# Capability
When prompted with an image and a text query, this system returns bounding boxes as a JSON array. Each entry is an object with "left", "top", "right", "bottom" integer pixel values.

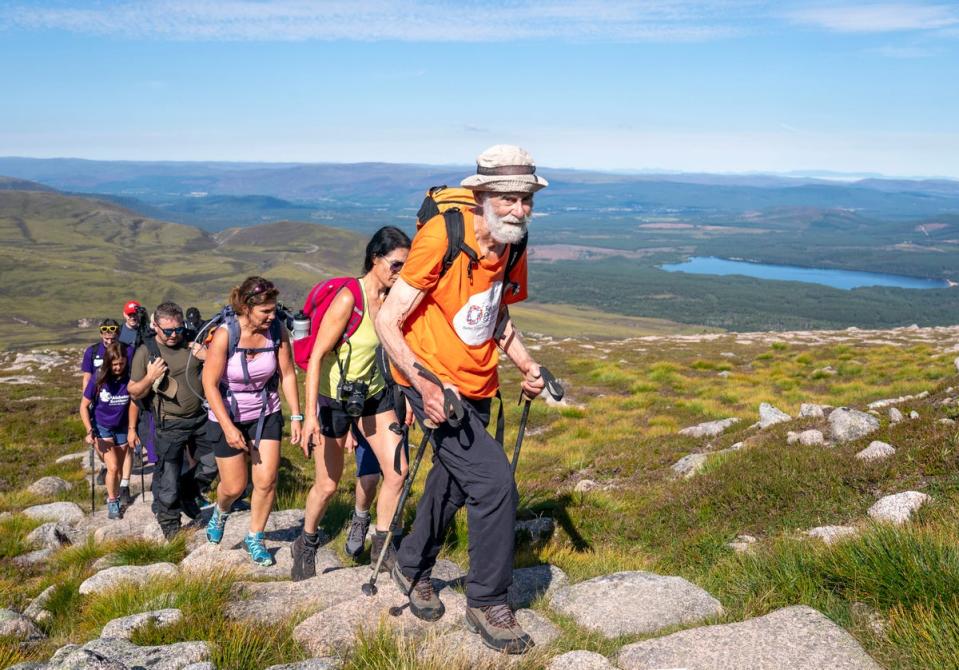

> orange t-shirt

[{"left": 392, "top": 209, "right": 528, "bottom": 399}]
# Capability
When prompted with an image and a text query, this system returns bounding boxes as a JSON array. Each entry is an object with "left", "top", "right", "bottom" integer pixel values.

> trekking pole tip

[{"left": 361, "top": 582, "right": 378, "bottom": 597}]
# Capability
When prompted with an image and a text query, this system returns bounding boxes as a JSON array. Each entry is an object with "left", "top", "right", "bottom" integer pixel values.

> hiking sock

[
  {"left": 303, "top": 530, "right": 321, "bottom": 547},
  {"left": 120, "top": 478, "right": 130, "bottom": 488},
  {"left": 354, "top": 507, "right": 370, "bottom": 518}
]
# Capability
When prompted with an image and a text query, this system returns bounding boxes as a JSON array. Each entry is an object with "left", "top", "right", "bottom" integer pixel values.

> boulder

[
  {"left": 548, "top": 651, "right": 619, "bottom": 670},
  {"left": 79, "top": 563, "right": 179, "bottom": 595},
  {"left": 47, "top": 638, "right": 209, "bottom": 670},
  {"left": 786, "top": 431, "right": 799, "bottom": 445},
  {"left": 27, "top": 521, "right": 78, "bottom": 550},
  {"left": 805, "top": 526, "right": 859, "bottom": 545},
  {"left": 24, "top": 585, "right": 57, "bottom": 624},
  {"left": 13, "top": 548, "right": 55, "bottom": 567},
  {"left": 856, "top": 441, "right": 896, "bottom": 462},
  {"left": 419, "top": 609, "right": 559, "bottom": 667},
  {"left": 671, "top": 453, "right": 709, "bottom": 479},
  {"left": 55, "top": 451, "right": 88, "bottom": 464},
  {"left": 828, "top": 408, "right": 880, "bottom": 443},
  {"left": 798, "top": 430, "right": 825, "bottom": 447},
  {"left": 548, "top": 571, "right": 723, "bottom": 638},
  {"left": 574, "top": 479, "right": 599, "bottom": 493},
  {"left": 23, "top": 501, "right": 85, "bottom": 525},
  {"left": 799, "top": 403, "right": 828, "bottom": 419},
  {"left": 227, "top": 560, "right": 464, "bottom": 623},
  {"left": 758, "top": 403, "right": 791, "bottom": 429},
  {"left": 868, "top": 491, "right": 930, "bottom": 525},
  {"left": 910, "top": 410, "right": 920, "bottom": 419},
  {"left": 101, "top": 609, "right": 182, "bottom": 639},
  {"left": 678, "top": 418, "right": 740, "bottom": 439},
  {"left": 889, "top": 408, "right": 904, "bottom": 424},
  {"left": 508, "top": 564, "right": 569, "bottom": 609},
  {"left": 954, "top": 356, "right": 959, "bottom": 373},
  {"left": 727, "top": 534, "right": 757, "bottom": 553},
  {"left": 0, "top": 608, "right": 45, "bottom": 642},
  {"left": 617, "top": 605, "right": 881, "bottom": 670},
  {"left": 27, "top": 476, "right": 74, "bottom": 497},
  {"left": 938, "top": 418, "right": 956, "bottom": 426}
]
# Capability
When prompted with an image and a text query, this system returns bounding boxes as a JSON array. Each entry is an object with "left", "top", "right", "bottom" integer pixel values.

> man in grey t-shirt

[{"left": 129, "top": 302, "right": 217, "bottom": 539}]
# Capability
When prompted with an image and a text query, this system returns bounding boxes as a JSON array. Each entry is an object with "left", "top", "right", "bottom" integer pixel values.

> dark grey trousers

[
  {"left": 396, "top": 387, "right": 517, "bottom": 607},
  {"left": 151, "top": 413, "right": 217, "bottom": 529}
]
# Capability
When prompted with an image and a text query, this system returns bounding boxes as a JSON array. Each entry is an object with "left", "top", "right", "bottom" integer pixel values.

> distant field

[{"left": 510, "top": 302, "right": 720, "bottom": 338}]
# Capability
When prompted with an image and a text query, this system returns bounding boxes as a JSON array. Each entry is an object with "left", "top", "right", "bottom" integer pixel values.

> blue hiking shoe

[
  {"left": 107, "top": 498, "right": 122, "bottom": 520},
  {"left": 206, "top": 506, "right": 229, "bottom": 544},
  {"left": 244, "top": 531, "right": 274, "bottom": 567}
]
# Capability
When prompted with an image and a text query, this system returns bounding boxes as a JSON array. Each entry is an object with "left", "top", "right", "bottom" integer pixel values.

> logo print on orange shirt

[{"left": 453, "top": 281, "right": 504, "bottom": 346}]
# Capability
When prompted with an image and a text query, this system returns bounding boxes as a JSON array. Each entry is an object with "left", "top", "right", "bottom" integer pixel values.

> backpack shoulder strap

[
  {"left": 504, "top": 232, "right": 528, "bottom": 295},
  {"left": 340, "top": 278, "right": 365, "bottom": 343},
  {"left": 143, "top": 332, "right": 162, "bottom": 361},
  {"left": 441, "top": 209, "right": 478, "bottom": 278}
]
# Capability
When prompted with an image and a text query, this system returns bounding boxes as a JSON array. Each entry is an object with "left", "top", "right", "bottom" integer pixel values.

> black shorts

[
  {"left": 208, "top": 411, "right": 284, "bottom": 458},
  {"left": 318, "top": 389, "right": 393, "bottom": 438}
]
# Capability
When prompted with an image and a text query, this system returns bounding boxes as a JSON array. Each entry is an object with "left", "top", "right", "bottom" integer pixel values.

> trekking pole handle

[
  {"left": 520, "top": 365, "right": 564, "bottom": 404},
  {"left": 413, "top": 362, "right": 465, "bottom": 428}
]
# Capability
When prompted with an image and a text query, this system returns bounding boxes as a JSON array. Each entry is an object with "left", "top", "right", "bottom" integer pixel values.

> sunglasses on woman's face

[
  {"left": 387, "top": 259, "right": 405, "bottom": 274},
  {"left": 99, "top": 325, "right": 118, "bottom": 334},
  {"left": 158, "top": 325, "right": 186, "bottom": 337}
]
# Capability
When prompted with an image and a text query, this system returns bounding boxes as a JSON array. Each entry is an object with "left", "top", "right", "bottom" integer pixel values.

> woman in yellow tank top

[{"left": 292, "top": 226, "right": 411, "bottom": 581}]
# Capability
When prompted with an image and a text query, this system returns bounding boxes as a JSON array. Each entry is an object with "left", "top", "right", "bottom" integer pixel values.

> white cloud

[
  {"left": 0, "top": 0, "right": 757, "bottom": 42},
  {"left": 787, "top": 3, "right": 959, "bottom": 33}
]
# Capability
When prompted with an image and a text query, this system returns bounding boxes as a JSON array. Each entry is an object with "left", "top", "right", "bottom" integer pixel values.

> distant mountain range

[{"left": 2, "top": 157, "right": 958, "bottom": 234}]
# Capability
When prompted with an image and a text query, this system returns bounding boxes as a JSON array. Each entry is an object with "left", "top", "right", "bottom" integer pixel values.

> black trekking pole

[
  {"left": 89, "top": 439, "right": 96, "bottom": 513},
  {"left": 511, "top": 366, "right": 564, "bottom": 476},
  {"left": 362, "top": 364, "right": 464, "bottom": 597}
]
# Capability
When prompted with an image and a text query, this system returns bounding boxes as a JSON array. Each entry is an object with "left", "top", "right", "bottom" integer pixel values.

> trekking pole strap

[{"left": 413, "top": 362, "right": 464, "bottom": 428}]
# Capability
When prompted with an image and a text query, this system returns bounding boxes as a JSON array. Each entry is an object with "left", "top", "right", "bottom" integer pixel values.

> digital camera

[{"left": 338, "top": 379, "right": 369, "bottom": 418}]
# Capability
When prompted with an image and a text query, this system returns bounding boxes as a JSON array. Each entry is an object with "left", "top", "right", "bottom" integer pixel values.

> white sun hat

[{"left": 460, "top": 144, "right": 549, "bottom": 194}]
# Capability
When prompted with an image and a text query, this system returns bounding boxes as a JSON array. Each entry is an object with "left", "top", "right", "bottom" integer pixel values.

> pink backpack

[{"left": 292, "top": 277, "right": 364, "bottom": 371}]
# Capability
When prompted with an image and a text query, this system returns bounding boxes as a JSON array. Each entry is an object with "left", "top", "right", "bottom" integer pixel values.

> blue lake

[{"left": 660, "top": 256, "right": 950, "bottom": 290}]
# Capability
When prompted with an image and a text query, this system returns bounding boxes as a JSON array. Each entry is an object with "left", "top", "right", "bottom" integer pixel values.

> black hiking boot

[
  {"left": 291, "top": 531, "right": 320, "bottom": 582},
  {"left": 160, "top": 520, "right": 181, "bottom": 542},
  {"left": 464, "top": 603, "right": 534, "bottom": 654},
  {"left": 369, "top": 529, "right": 400, "bottom": 573},
  {"left": 118, "top": 486, "right": 134, "bottom": 507},
  {"left": 344, "top": 511, "right": 371, "bottom": 559},
  {"left": 391, "top": 563, "right": 444, "bottom": 622}
]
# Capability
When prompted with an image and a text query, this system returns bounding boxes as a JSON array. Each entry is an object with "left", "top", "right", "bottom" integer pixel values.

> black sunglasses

[
  {"left": 158, "top": 325, "right": 186, "bottom": 337},
  {"left": 387, "top": 259, "right": 405, "bottom": 274}
]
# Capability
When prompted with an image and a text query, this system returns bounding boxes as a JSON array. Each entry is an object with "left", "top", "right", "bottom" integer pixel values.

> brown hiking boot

[
  {"left": 391, "top": 562, "right": 444, "bottom": 621},
  {"left": 464, "top": 604, "right": 534, "bottom": 654},
  {"left": 369, "top": 530, "right": 399, "bottom": 573}
]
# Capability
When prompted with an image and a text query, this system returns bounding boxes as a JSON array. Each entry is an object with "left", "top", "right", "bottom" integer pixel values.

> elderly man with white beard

[{"left": 375, "top": 145, "right": 548, "bottom": 654}]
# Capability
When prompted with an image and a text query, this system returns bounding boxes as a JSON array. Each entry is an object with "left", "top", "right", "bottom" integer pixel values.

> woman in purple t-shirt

[
  {"left": 80, "top": 342, "right": 136, "bottom": 520},
  {"left": 202, "top": 276, "right": 302, "bottom": 567}
]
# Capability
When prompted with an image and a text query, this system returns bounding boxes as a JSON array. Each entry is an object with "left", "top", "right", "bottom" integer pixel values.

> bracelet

[{"left": 290, "top": 414, "right": 304, "bottom": 422}]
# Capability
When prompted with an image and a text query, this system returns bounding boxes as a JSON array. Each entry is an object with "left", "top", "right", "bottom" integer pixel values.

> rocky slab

[
  {"left": 185, "top": 508, "right": 305, "bottom": 552},
  {"left": 419, "top": 608, "right": 559, "bottom": 668},
  {"left": 0, "top": 608, "right": 45, "bottom": 642},
  {"left": 868, "top": 491, "right": 930, "bottom": 525},
  {"left": 548, "top": 571, "right": 723, "bottom": 638},
  {"left": 264, "top": 660, "right": 341, "bottom": 670},
  {"left": 101, "top": 609, "right": 183, "bottom": 639},
  {"left": 805, "top": 525, "right": 859, "bottom": 545},
  {"left": 547, "top": 650, "right": 619, "bottom": 670},
  {"left": 22, "top": 501, "right": 85, "bottom": 525},
  {"left": 179, "top": 539, "right": 337, "bottom": 580},
  {"left": 41, "top": 638, "right": 210, "bottom": 670},
  {"left": 617, "top": 605, "right": 881, "bottom": 670},
  {"left": 79, "top": 562, "right": 179, "bottom": 595},
  {"left": 671, "top": 453, "right": 709, "bottom": 479},
  {"left": 293, "top": 578, "right": 467, "bottom": 656},
  {"left": 828, "top": 408, "right": 880, "bottom": 443},
  {"left": 758, "top": 403, "right": 791, "bottom": 429},
  {"left": 27, "top": 521, "right": 79, "bottom": 550}
]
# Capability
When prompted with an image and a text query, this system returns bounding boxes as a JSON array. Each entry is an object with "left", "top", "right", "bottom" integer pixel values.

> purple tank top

[{"left": 209, "top": 332, "right": 281, "bottom": 424}]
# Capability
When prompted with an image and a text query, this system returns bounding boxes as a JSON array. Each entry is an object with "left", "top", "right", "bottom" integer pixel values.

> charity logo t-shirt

[
  {"left": 393, "top": 208, "right": 528, "bottom": 399},
  {"left": 83, "top": 375, "right": 131, "bottom": 431},
  {"left": 81, "top": 342, "right": 135, "bottom": 375}
]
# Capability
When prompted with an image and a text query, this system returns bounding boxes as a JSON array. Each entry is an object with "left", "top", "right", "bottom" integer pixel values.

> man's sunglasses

[
  {"left": 99, "top": 325, "right": 119, "bottom": 334},
  {"left": 388, "top": 260, "right": 405, "bottom": 274},
  {"left": 157, "top": 325, "right": 186, "bottom": 337}
]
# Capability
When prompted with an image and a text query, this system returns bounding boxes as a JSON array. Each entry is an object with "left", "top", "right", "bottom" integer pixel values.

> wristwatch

[{"left": 290, "top": 414, "right": 304, "bottom": 421}]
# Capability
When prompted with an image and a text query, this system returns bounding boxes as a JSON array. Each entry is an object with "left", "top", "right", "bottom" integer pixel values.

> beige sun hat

[{"left": 460, "top": 144, "right": 549, "bottom": 194}]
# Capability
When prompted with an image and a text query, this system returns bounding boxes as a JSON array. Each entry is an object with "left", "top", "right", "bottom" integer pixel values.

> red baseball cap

[{"left": 123, "top": 300, "right": 142, "bottom": 316}]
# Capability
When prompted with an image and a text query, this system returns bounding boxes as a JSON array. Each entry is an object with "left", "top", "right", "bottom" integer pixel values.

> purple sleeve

[
  {"left": 81, "top": 345, "right": 94, "bottom": 374},
  {"left": 82, "top": 377, "right": 97, "bottom": 401}
]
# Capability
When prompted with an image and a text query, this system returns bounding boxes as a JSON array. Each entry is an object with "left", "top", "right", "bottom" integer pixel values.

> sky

[{"left": 1, "top": 1, "right": 958, "bottom": 177}]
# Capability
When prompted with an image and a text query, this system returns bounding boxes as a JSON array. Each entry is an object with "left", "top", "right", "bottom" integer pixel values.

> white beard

[{"left": 484, "top": 203, "right": 529, "bottom": 245}]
